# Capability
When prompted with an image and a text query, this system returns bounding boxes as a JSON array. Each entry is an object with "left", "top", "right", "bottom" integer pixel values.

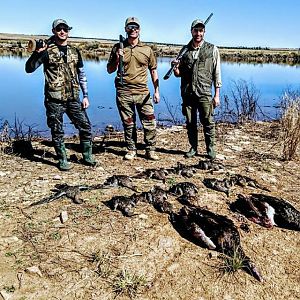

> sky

[{"left": 1, "top": 0, "right": 299, "bottom": 48}]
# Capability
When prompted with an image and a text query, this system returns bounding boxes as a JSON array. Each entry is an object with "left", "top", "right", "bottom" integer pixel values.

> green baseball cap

[
  {"left": 191, "top": 19, "right": 205, "bottom": 29},
  {"left": 125, "top": 17, "right": 140, "bottom": 27},
  {"left": 52, "top": 19, "right": 72, "bottom": 30}
]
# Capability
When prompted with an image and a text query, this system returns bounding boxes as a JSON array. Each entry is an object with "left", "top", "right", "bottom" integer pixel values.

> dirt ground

[{"left": 0, "top": 122, "right": 299, "bottom": 300}]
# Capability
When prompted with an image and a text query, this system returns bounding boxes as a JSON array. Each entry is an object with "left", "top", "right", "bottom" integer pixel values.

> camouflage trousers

[
  {"left": 116, "top": 93, "right": 156, "bottom": 151},
  {"left": 182, "top": 93, "right": 215, "bottom": 154},
  {"left": 44, "top": 97, "right": 92, "bottom": 145}
]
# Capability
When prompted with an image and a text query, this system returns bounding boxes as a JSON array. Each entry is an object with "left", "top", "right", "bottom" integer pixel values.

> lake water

[{"left": 0, "top": 55, "right": 299, "bottom": 136}]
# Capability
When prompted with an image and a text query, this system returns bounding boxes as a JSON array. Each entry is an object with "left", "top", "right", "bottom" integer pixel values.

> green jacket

[{"left": 179, "top": 40, "right": 218, "bottom": 98}]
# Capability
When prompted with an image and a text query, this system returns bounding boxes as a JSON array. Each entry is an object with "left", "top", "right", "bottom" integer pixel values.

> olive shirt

[{"left": 107, "top": 39, "right": 157, "bottom": 95}]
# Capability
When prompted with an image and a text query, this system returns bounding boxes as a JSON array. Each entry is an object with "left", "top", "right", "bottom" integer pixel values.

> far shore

[{"left": 1, "top": 32, "right": 300, "bottom": 64}]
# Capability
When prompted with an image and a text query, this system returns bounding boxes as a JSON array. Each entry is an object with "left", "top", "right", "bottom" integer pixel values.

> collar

[
  {"left": 192, "top": 40, "right": 204, "bottom": 50},
  {"left": 124, "top": 38, "right": 143, "bottom": 48}
]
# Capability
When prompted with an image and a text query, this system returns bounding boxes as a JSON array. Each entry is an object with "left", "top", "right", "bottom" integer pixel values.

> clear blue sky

[{"left": 1, "top": 0, "right": 299, "bottom": 48}]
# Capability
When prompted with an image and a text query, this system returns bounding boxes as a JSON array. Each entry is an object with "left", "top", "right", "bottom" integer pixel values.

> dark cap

[
  {"left": 191, "top": 19, "right": 205, "bottom": 29},
  {"left": 125, "top": 17, "right": 140, "bottom": 27},
  {"left": 52, "top": 19, "right": 72, "bottom": 30}
]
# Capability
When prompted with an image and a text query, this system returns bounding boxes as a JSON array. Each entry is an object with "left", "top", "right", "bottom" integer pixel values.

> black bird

[
  {"left": 229, "top": 174, "right": 271, "bottom": 192},
  {"left": 195, "top": 160, "right": 225, "bottom": 171},
  {"left": 173, "top": 162, "right": 197, "bottom": 178},
  {"left": 107, "top": 195, "right": 138, "bottom": 217},
  {"left": 203, "top": 178, "right": 232, "bottom": 196},
  {"left": 231, "top": 194, "right": 300, "bottom": 231},
  {"left": 102, "top": 175, "right": 138, "bottom": 192},
  {"left": 171, "top": 206, "right": 263, "bottom": 282},
  {"left": 169, "top": 182, "right": 198, "bottom": 197},
  {"left": 133, "top": 168, "right": 169, "bottom": 182},
  {"left": 29, "top": 183, "right": 90, "bottom": 206},
  {"left": 146, "top": 186, "right": 173, "bottom": 214}
]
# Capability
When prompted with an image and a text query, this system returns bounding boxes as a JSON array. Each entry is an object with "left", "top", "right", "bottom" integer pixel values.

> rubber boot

[
  {"left": 186, "top": 124, "right": 198, "bottom": 158},
  {"left": 205, "top": 135, "right": 216, "bottom": 160},
  {"left": 81, "top": 140, "right": 97, "bottom": 166},
  {"left": 54, "top": 143, "right": 72, "bottom": 171},
  {"left": 185, "top": 147, "right": 197, "bottom": 158}
]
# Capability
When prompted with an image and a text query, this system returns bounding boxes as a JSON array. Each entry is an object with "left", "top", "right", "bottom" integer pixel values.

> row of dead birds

[
  {"left": 29, "top": 159, "right": 270, "bottom": 207},
  {"left": 28, "top": 160, "right": 300, "bottom": 282}
]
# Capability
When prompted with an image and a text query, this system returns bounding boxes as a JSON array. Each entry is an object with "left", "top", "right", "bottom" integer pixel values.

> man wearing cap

[
  {"left": 25, "top": 19, "right": 96, "bottom": 171},
  {"left": 173, "top": 19, "right": 222, "bottom": 160},
  {"left": 107, "top": 17, "right": 160, "bottom": 161}
]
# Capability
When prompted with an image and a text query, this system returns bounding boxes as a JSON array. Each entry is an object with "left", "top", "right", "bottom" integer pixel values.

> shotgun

[
  {"left": 163, "top": 13, "right": 213, "bottom": 80},
  {"left": 118, "top": 34, "right": 125, "bottom": 86}
]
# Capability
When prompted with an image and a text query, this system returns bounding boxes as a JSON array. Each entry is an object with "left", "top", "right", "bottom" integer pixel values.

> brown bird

[{"left": 171, "top": 206, "right": 263, "bottom": 282}]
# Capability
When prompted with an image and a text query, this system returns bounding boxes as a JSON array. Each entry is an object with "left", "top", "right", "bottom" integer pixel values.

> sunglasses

[
  {"left": 126, "top": 24, "right": 139, "bottom": 31},
  {"left": 55, "top": 26, "right": 69, "bottom": 33}
]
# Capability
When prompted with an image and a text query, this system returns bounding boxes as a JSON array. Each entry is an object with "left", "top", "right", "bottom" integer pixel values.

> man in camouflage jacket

[{"left": 25, "top": 19, "right": 96, "bottom": 170}]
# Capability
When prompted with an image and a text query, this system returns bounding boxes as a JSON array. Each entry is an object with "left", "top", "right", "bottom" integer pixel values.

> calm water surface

[{"left": 0, "top": 55, "right": 299, "bottom": 136}]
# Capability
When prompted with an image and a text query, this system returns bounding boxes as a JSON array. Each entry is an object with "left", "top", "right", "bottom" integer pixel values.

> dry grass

[
  {"left": 0, "top": 122, "right": 299, "bottom": 299},
  {"left": 279, "top": 90, "right": 300, "bottom": 160}
]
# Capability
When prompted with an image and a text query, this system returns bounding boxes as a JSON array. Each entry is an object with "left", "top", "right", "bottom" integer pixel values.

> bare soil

[{"left": 0, "top": 122, "right": 299, "bottom": 300}]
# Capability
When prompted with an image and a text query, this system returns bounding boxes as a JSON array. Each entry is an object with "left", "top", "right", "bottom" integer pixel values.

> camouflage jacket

[{"left": 25, "top": 42, "right": 88, "bottom": 101}]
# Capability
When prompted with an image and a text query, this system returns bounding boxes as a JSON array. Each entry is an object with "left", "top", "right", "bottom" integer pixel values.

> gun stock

[
  {"left": 163, "top": 46, "right": 188, "bottom": 80},
  {"left": 163, "top": 13, "right": 213, "bottom": 80}
]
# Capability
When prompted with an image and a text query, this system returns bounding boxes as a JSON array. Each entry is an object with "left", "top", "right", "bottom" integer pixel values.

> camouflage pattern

[
  {"left": 45, "top": 43, "right": 80, "bottom": 101},
  {"left": 44, "top": 98, "right": 92, "bottom": 145},
  {"left": 183, "top": 94, "right": 215, "bottom": 157},
  {"left": 116, "top": 93, "right": 156, "bottom": 151}
]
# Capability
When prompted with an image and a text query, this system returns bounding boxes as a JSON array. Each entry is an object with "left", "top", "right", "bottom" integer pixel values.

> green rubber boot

[
  {"left": 54, "top": 143, "right": 72, "bottom": 171},
  {"left": 185, "top": 147, "right": 197, "bottom": 158},
  {"left": 205, "top": 136, "right": 216, "bottom": 160},
  {"left": 81, "top": 140, "right": 97, "bottom": 166}
]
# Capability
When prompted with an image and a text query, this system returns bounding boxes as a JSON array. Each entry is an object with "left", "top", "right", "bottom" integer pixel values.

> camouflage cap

[
  {"left": 191, "top": 19, "right": 205, "bottom": 29},
  {"left": 52, "top": 19, "right": 73, "bottom": 30},
  {"left": 125, "top": 17, "right": 140, "bottom": 27}
]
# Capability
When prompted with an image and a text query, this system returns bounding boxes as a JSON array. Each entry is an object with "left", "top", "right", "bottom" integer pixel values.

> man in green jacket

[
  {"left": 173, "top": 19, "right": 222, "bottom": 160},
  {"left": 25, "top": 19, "right": 96, "bottom": 170},
  {"left": 107, "top": 17, "right": 160, "bottom": 161}
]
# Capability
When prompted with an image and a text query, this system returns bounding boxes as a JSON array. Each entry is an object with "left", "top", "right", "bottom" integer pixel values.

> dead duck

[
  {"left": 196, "top": 160, "right": 225, "bottom": 171},
  {"left": 203, "top": 178, "right": 232, "bottom": 196},
  {"left": 173, "top": 162, "right": 197, "bottom": 178},
  {"left": 177, "top": 194, "right": 199, "bottom": 207},
  {"left": 107, "top": 195, "right": 138, "bottom": 217},
  {"left": 146, "top": 186, "right": 168, "bottom": 203},
  {"left": 134, "top": 168, "right": 169, "bottom": 182},
  {"left": 102, "top": 175, "right": 138, "bottom": 192},
  {"left": 145, "top": 186, "right": 173, "bottom": 214},
  {"left": 29, "top": 183, "right": 90, "bottom": 206},
  {"left": 231, "top": 194, "right": 300, "bottom": 231},
  {"left": 170, "top": 206, "right": 263, "bottom": 282},
  {"left": 229, "top": 174, "right": 271, "bottom": 192},
  {"left": 169, "top": 182, "right": 198, "bottom": 197}
]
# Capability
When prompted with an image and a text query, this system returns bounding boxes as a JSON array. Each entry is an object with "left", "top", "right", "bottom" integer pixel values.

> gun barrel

[
  {"left": 118, "top": 35, "right": 124, "bottom": 86},
  {"left": 163, "top": 13, "right": 213, "bottom": 80},
  {"left": 204, "top": 13, "right": 213, "bottom": 25}
]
